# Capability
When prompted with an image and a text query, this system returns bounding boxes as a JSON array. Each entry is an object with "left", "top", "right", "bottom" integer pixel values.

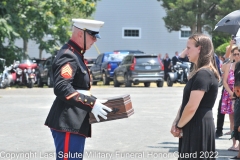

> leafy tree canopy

[
  {"left": 157, "top": 0, "right": 240, "bottom": 34},
  {"left": 157, "top": 0, "right": 240, "bottom": 51},
  {"left": 0, "top": 0, "right": 98, "bottom": 64}
]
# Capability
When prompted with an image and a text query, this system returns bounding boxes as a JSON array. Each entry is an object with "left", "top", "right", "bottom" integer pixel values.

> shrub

[{"left": 215, "top": 43, "right": 229, "bottom": 56}]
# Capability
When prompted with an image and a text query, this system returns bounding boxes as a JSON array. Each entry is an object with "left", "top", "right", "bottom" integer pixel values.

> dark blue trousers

[{"left": 51, "top": 129, "right": 86, "bottom": 160}]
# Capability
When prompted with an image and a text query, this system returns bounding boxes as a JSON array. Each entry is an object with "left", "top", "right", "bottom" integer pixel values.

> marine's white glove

[{"left": 91, "top": 99, "right": 112, "bottom": 122}]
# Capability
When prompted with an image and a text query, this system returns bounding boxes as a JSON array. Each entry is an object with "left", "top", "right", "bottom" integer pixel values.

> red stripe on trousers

[{"left": 64, "top": 132, "right": 70, "bottom": 160}]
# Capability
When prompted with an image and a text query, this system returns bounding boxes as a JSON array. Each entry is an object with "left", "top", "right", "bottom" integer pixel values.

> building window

[
  {"left": 124, "top": 30, "right": 139, "bottom": 37},
  {"left": 181, "top": 30, "right": 191, "bottom": 38},
  {"left": 179, "top": 26, "right": 191, "bottom": 39},
  {"left": 122, "top": 28, "right": 141, "bottom": 39}
]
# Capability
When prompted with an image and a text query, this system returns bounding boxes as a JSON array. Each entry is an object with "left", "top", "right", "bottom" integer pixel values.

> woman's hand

[
  {"left": 170, "top": 125, "right": 181, "bottom": 137},
  {"left": 230, "top": 39, "right": 235, "bottom": 45},
  {"left": 230, "top": 91, "right": 235, "bottom": 100},
  {"left": 238, "top": 126, "right": 240, "bottom": 132},
  {"left": 179, "top": 130, "right": 183, "bottom": 138}
]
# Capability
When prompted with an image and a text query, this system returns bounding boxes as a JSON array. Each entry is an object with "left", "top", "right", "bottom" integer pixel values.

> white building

[
  {"left": 86, "top": 0, "right": 189, "bottom": 58},
  {"left": 20, "top": 0, "right": 190, "bottom": 59}
]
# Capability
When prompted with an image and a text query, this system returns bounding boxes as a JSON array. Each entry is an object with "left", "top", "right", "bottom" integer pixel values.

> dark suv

[
  {"left": 90, "top": 50, "right": 144, "bottom": 85},
  {"left": 36, "top": 56, "right": 55, "bottom": 87},
  {"left": 113, "top": 54, "right": 164, "bottom": 87}
]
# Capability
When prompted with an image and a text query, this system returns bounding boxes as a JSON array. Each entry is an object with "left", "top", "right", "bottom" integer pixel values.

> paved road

[{"left": 0, "top": 86, "right": 236, "bottom": 160}]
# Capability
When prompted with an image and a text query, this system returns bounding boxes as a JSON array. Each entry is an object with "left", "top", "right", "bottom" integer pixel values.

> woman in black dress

[{"left": 170, "top": 33, "right": 220, "bottom": 160}]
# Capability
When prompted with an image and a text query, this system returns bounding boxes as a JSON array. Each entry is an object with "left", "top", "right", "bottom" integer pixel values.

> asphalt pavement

[{"left": 0, "top": 84, "right": 237, "bottom": 160}]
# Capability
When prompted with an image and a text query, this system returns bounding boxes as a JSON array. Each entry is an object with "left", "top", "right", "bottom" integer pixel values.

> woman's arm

[
  {"left": 224, "top": 40, "right": 235, "bottom": 58},
  {"left": 177, "top": 90, "right": 205, "bottom": 128},
  {"left": 179, "top": 48, "right": 187, "bottom": 59},
  {"left": 222, "top": 63, "right": 233, "bottom": 97},
  {"left": 172, "top": 106, "right": 181, "bottom": 126},
  {"left": 170, "top": 105, "right": 182, "bottom": 137}
]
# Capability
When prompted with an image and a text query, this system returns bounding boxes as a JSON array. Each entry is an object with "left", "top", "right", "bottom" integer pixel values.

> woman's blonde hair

[
  {"left": 188, "top": 33, "right": 220, "bottom": 80},
  {"left": 231, "top": 45, "right": 238, "bottom": 53}
]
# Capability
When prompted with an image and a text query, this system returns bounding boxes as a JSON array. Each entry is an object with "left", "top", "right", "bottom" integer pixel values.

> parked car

[
  {"left": 36, "top": 56, "right": 55, "bottom": 87},
  {"left": 113, "top": 54, "right": 164, "bottom": 87},
  {"left": 114, "top": 50, "right": 144, "bottom": 54},
  {"left": 90, "top": 50, "right": 144, "bottom": 85}
]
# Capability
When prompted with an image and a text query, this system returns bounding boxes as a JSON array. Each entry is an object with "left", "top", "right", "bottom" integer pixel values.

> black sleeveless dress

[{"left": 178, "top": 69, "right": 219, "bottom": 160}]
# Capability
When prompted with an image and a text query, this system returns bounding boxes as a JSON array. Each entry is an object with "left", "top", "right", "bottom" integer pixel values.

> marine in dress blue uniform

[{"left": 45, "top": 19, "right": 112, "bottom": 160}]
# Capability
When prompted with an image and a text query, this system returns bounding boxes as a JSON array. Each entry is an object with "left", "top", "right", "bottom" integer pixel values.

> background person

[
  {"left": 215, "top": 54, "right": 233, "bottom": 138},
  {"left": 221, "top": 46, "right": 240, "bottom": 151},
  {"left": 215, "top": 40, "right": 234, "bottom": 138},
  {"left": 172, "top": 51, "right": 180, "bottom": 66},
  {"left": 219, "top": 55, "right": 224, "bottom": 67},
  {"left": 171, "top": 33, "right": 220, "bottom": 159},
  {"left": 215, "top": 44, "right": 234, "bottom": 138},
  {"left": 231, "top": 79, "right": 240, "bottom": 159},
  {"left": 163, "top": 53, "right": 171, "bottom": 81},
  {"left": 158, "top": 53, "right": 163, "bottom": 62},
  {"left": 44, "top": 18, "right": 112, "bottom": 160}
]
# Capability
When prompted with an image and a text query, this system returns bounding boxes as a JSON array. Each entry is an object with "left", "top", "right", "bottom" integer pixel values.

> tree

[
  {"left": 2, "top": 0, "right": 98, "bottom": 59},
  {"left": 33, "top": 0, "right": 99, "bottom": 58},
  {"left": 215, "top": 42, "right": 229, "bottom": 56},
  {"left": 35, "top": 0, "right": 98, "bottom": 58},
  {"left": 157, "top": 0, "right": 240, "bottom": 49},
  {"left": 157, "top": 0, "right": 240, "bottom": 35},
  {"left": 0, "top": 1, "right": 22, "bottom": 65},
  {"left": 212, "top": 32, "right": 230, "bottom": 52}
]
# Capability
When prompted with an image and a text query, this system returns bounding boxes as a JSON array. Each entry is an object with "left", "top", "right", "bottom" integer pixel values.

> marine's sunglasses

[{"left": 85, "top": 30, "right": 97, "bottom": 38}]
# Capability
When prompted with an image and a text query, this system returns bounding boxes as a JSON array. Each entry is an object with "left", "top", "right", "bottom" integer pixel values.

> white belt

[{"left": 76, "top": 90, "right": 91, "bottom": 96}]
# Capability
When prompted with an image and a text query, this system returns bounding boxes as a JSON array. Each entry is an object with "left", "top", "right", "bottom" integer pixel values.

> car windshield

[
  {"left": 136, "top": 57, "right": 159, "bottom": 65},
  {"left": 103, "top": 52, "right": 129, "bottom": 62},
  {"left": 20, "top": 59, "right": 34, "bottom": 64}
]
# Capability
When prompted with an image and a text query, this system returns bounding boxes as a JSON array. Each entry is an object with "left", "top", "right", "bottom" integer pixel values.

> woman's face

[
  {"left": 186, "top": 39, "right": 201, "bottom": 64},
  {"left": 234, "top": 86, "right": 240, "bottom": 97},
  {"left": 233, "top": 49, "right": 240, "bottom": 62}
]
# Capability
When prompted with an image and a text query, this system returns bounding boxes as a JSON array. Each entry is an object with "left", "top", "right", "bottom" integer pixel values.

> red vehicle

[{"left": 15, "top": 59, "right": 37, "bottom": 88}]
